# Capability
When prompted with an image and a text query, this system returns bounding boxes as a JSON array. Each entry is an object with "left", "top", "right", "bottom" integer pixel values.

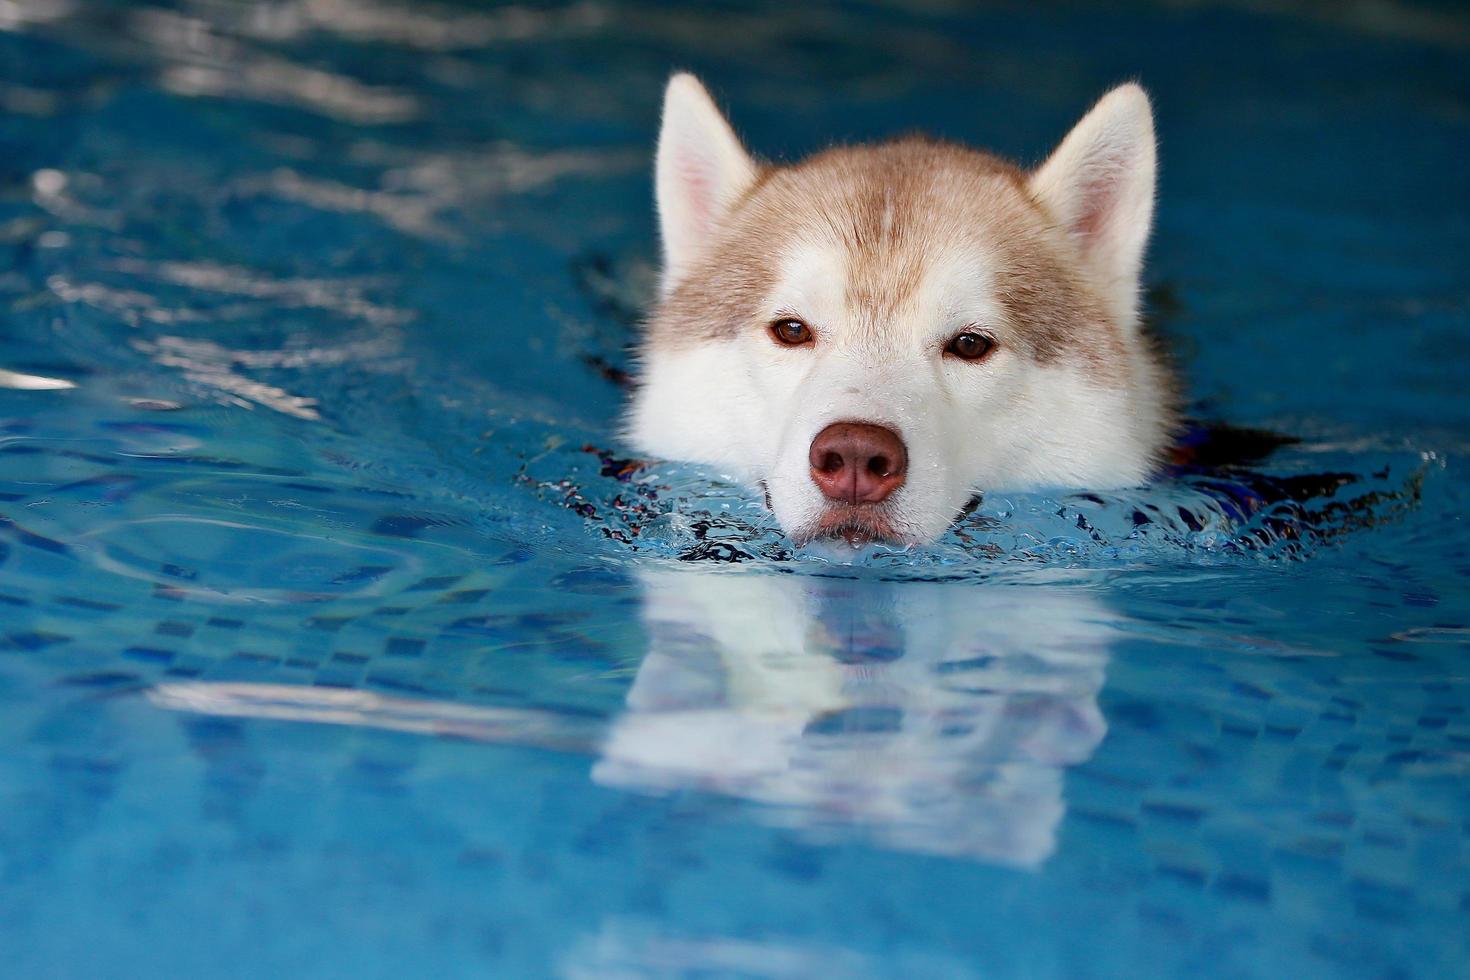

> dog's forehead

[
  {"left": 772, "top": 235, "right": 993, "bottom": 347},
  {"left": 755, "top": 140, "right": 1028, "bottom": 294},
  {"left": 654, "top": 137, "right": 1120, "bottom": 369},
  {"left": 768, "top": 241, "right": 967, "bottom": 344},
  {"left": 746, "top": 140, "right": 1102, "bottom": 356}
]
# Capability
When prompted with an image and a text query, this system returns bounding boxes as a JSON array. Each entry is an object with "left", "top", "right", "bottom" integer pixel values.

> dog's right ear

[{"left": 656, "top": 73, "right": 758, "bottom": 296}]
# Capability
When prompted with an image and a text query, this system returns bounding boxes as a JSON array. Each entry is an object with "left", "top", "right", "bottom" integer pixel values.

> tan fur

[{"left": 650, "top": 136, "right": 1137, "bottom": 385}]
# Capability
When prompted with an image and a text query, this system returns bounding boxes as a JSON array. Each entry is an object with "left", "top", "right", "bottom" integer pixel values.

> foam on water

[{"left": 519, "top": 437, "right": 1436, "bottom": 572}]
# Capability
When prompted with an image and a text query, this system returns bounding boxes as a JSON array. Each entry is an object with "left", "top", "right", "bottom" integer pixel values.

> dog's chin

[{"left": 801, "top": 504, "right": 905, "bottom": 549}]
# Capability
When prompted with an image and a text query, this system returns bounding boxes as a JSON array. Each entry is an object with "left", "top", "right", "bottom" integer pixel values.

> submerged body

[{"left": 628, "top": 75, "right": 1176, "bottom": 545}]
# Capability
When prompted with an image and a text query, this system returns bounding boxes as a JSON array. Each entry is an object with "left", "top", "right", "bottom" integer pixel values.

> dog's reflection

[
  {"left": 594, "top": 569, "right": 1114, "bottom": 867},
  {"left": 145, "top": 566, "right": 1114, "bottom": 867}
]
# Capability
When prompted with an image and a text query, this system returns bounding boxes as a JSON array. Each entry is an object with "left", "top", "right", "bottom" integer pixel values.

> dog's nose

[{"left": 808, "top": 422, "right": 907, "bottom": 505}]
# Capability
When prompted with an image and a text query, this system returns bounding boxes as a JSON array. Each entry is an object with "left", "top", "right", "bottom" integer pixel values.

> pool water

[{"left": 2, "top": 1, "right": 1468, "bottom": 976}]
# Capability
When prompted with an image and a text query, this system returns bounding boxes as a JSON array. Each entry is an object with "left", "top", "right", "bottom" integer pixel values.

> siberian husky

[{"left": 627, "top": 74, "right": 1176, "bottom": 546}]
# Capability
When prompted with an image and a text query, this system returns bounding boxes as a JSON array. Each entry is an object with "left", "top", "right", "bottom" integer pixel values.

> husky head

[{"left": 627, "top": 74, "right": 1175, "bottom": 546}]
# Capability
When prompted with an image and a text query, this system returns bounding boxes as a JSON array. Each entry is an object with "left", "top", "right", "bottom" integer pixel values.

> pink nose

[{"left": 808, "top": 422, "right": 908, "bottom": 505}]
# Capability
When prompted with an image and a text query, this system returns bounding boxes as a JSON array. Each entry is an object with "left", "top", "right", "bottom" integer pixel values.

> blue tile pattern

[{"left": 0, "top": 1, "right": 1468, "bottom": 977}]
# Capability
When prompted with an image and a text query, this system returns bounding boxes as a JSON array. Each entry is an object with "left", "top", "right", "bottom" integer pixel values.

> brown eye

[
  {"left": 769, "top": 317, "right": 813, "bottom": 347},
  {"left": 945, "top": 331, "right": 995, "bottom": 361}
]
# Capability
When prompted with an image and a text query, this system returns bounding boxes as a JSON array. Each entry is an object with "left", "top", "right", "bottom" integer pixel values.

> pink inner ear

[
  {"left": 1073, "top": 164, "right": 1124, "bottom": 243},
  {"left": 673, "top": 148, "right": 716, "bottom": 234},
  {"left": 683, "top": 172, "right": 712, "bottom": 230}
]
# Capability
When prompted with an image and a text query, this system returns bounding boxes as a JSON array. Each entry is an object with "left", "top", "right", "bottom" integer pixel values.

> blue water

[{"left": 2, "top": 1, "right": 1468, "bottom": 977}]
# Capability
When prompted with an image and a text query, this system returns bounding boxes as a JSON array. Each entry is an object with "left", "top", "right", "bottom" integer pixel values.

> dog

[{"left": 626, "top": 74, "right": 1176, "bottom": 546}]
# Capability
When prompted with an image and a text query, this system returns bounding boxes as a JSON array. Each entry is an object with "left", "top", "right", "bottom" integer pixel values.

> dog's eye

[
  {"left": 945, "top": 331, "right": 995, "bottom": 361},
  {"left": 769, "top": 318, "right": 813, "bottom": 347}
]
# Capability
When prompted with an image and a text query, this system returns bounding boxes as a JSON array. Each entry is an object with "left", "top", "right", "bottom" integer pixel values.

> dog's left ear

[
  {"left": 656, "top": 73, "right": 759, "bottom": 296},
  {"left": 1029, "top": 84, "right": 1156, "bottom": 324}
]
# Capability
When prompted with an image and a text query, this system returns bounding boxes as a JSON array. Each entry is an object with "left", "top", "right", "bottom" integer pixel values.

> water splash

[{"left": 519, "top": 439, "right": 1434, "bottom": 575}]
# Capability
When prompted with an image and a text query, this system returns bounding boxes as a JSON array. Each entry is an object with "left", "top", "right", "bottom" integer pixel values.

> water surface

[{"left": 1, "top": 1, "right": 1468, "bottom": 977}]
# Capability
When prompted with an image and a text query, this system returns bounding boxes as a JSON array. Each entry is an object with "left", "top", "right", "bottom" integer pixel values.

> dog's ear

[
  {"left": 1029, "top": 84, "right": 1156, "bottom": 324},
  {"left": 656, "top": 73, "right": 758, "bottom": 296}
]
